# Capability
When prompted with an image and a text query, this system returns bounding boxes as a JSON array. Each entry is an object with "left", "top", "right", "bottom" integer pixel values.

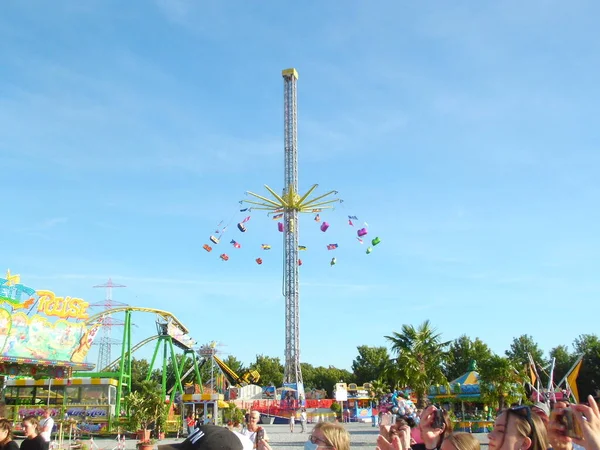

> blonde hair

[
  {"left": 313, "top": 422, "right": 350, "bottom": 450},
  {"left": 445, "top": 432, "right": 480, "bottom": 450},
  {"left": 507, "top": 409, "right": 549, "bottom": 450}
]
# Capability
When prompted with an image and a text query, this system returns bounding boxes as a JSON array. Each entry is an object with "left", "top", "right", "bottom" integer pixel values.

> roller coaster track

[
  {"left": 100, "top": 334, "right": 159, "bottom": 373},
  {"left": 85, "top": 306, "right": 189, "bottom": 333}
]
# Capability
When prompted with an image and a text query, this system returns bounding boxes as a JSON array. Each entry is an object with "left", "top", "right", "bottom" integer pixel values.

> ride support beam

[
  {"left": 114, "top": 309, "right": 132, "bottom": 430},
  {"left": 190, "top": 350, "right": 203, "bottom": 393},
  {"left": 168, "top": 337, "right": 184, "bottom": 401}
]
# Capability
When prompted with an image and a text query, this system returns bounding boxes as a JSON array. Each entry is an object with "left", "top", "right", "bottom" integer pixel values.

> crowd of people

[
  {"left": 0, "top": 409, "right": 54, "bottom": 450},
  {"left": 160, "top": 394, "right": 600, "bottom": 450}
]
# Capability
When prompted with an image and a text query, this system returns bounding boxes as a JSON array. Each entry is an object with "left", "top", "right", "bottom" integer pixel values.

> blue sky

[{"left": 2, "top": 1, "right": 599, "bottom": 373}]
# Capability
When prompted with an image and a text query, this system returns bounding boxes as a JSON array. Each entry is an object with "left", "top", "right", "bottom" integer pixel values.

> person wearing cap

[
  {"left": 158, "top": 425, "right": 255, "bottom": 450},
  {"left": 532, "top": 403, "right": 551, "bottom": 429},
  {"left": 240, "top": 411, "right": 269, "bottom": 445}
]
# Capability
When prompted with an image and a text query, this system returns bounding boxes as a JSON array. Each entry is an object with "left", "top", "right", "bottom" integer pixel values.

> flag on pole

[
  {"left": 272, "top": 213, "right": 283, "bottom": 220},
  {"left": 529, "top": 364, "right": 537, "bottom": 387},
  {"left": 566, "top": 359, "right": 583, "bottom": 403}
]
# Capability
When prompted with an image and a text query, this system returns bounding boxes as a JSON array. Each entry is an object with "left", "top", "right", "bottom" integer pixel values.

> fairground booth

[
  {"left": 0, "top": 271, "right": 105, "bottom": 433},
  {"left": 428, "top": 361, "right": 494, "bottom": 432}
]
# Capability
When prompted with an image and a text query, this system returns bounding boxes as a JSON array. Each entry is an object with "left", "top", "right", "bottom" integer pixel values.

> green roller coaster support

[
  {"left": 115, "top": 309, "right": 132, "bottom": 430},
  {"left": 147, "top": 335, "right": 186, "bottom": 403},
  {"left": 189, "top": 349, "right": 203, "bottom": 394},
  {"left": 71, "top": 307, "right": 204, "bottom": 432}
]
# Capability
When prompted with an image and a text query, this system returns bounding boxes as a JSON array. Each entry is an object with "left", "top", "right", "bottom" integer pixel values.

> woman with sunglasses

[
  {"left": 305, "top": 422, "right": 350, "bottom": 450},
  {"left": 488, "top": 406, "right": 549, "bottom": 450}
]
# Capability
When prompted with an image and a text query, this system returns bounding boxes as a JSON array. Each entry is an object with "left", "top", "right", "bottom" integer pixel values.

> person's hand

[
  {"left": 419, "top": 406, "right": 437, "bottom": 432},
  {"left": 548, "top": 410, "right": 572, "bottom": 450},
  {"left": 571, "top": 395, "right": 600, "bottom": 450},
  {"left": 377, "top": 425, "right": 411, "bottom": 450}
]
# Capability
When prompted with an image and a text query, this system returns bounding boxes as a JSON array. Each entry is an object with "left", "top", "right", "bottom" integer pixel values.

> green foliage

[
  {"left": 445, "top": 336, "right": 493, "bottom": 380},
  {"left": 222, "top": 402, "right": 245, "bottom": 424},
  {"left": 249, "top": 355, "right": 284, "bottom": 386},
  {"left": 330, "top": 402, "right": 341, "bottom": 413},
  {"left": 549, "top": 345, "right": 577, "bottom": 384},
  {"left": 300, "top": 362, "right": 317, "bottom": 390},
  {"left": 130, "top": 358, "right": 152, "bottom": 394},
  {"left": 505, "top": 335, "right": 547, "bottom": 382},
  {"left": 222, "top": 356, "right": 246, "bottom": 376},
  {"left": 573, "top": 334, "right": 600, "bottom": 399},
  {"left": 386, "top": 320, "right": 450, "bottom": 406},
  {"left": 479, "top": 355, "right": 525, "bottom": 409},
  {"left": 369, "top": 379, "right": 391, "bottom": 402},
  {"left": 310, "top": 366, "right": 354, "bottom": 397},
  {"left": 351, "top": 346, "right": 391, "bottom": 385},
  {"left": 126, "top": 380, "right": 167, "bottom": 431}
]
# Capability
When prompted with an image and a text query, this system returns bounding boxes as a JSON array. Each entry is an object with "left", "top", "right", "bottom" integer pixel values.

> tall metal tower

[
  {"left": 244, "top": 69, "right": 340, "bottom": 392},
  {"left": 91, "top": 278, "right": 127, "bottom": 370},
  {"left": 282, "top": 68, "right": 301, "bottom": 386}
]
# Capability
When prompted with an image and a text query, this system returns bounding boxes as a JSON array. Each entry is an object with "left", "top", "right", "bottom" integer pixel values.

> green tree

[
  {"left": 479, "top": 355, "right": 525, "bottom": 409},
  {"left": 351, "top": 346, "right": 391, "bottom": 385},
  {"left": 311, "top": 366, "right": 354, "bottom": 397},
  {"left": 549, "top": 345, "right": 576, "bottom": 385},
  {"left": 249, "top": 355, "right": 284, "bottom": 386},
  {"left": 301, "top": 362, "right": 316, "bottom": 390},
  {"left": 445, "top": 335, "right": 493, "bottom": 380},
  {"left": 221, "top": 355, "right": 246, "bottom": 376},
  {"left": 369, "top": 378, "right": 391, "bottom": 405},
  {"left": 505, "top": 335, "right": 547, "bottom": 379},
  {"left": 385, "top": 320, "right": 450, "bottom": 406},
  {"left": 573, "top": 334, "right": 600, "bottom": 399},
  {"left": 130, "top": 358, "right": 152, "bottom": 393}
]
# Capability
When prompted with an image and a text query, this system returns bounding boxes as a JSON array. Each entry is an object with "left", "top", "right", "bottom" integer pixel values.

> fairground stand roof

[{"left": 428, "top": 361, "right": 481, "bottom": 401}]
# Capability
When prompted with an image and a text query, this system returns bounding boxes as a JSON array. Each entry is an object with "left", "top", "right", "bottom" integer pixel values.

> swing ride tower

[{"left": 244, "top": 69, "right": 341, "bottom": 391}]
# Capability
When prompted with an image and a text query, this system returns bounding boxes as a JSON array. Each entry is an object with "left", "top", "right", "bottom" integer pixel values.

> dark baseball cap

[{"left": 158, "top": 426, "right": 252, "bottom": 450}]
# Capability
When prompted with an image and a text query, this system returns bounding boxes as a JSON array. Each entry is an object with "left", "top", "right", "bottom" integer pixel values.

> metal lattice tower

[
  {"left": 282, "top": 68, "right": 301, "bottom": 385},
  {"left": 91, "top": 278, "right": 127, "bottom": 370},
  {"left": 243, "top": 69, "right": 340, "bottom": 390}
]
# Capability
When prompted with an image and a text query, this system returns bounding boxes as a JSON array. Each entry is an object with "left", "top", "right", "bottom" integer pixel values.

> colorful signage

[
  {"left": 0, "top": 271, "right": 99, "bottom": 368},
  {"left": 36, "top": 290, "right": 89, "bottom": 320},
  {"left": 0, "top": 271, "right": 90, "bottom": 320}
]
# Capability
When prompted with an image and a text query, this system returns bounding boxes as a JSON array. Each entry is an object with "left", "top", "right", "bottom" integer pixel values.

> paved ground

[{"left": 49, "top": 423, "right": 489, "bottom": 450}]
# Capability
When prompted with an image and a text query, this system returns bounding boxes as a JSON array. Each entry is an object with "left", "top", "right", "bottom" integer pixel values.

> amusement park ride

[
  {"left": 243, "top": 69, "right": 341, "bottom": 395},
  {"left": 0, "top": 269, "right": 261, "bottom": 434},
  {"left": 0, "top": 68, "right": 383, "bottom": 434}
]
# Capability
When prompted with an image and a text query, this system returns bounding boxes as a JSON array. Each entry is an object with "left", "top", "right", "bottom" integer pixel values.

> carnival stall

[{"left": 428, "top": 361, "right": 493, "bottom": 432}]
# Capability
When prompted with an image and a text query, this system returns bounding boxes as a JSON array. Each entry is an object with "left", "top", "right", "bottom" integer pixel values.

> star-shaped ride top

[{"left": 244, "top": 184, "right": 341, "bottom": 212}]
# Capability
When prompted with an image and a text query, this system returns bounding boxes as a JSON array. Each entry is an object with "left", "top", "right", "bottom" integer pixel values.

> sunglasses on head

[{"left": 507, "top": 406, "right": 537, "bottom": 445}]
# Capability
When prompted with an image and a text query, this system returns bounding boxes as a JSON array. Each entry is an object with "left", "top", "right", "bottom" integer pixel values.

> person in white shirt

[
  {"left": 240, "top": 411, "right": 269, "bottom": 446},
  {"left": 39, "top": 410, "right": 54, "bottom": 444},
  {"left": 300, "top": 409, "right": 308, "bottom": 433}
]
